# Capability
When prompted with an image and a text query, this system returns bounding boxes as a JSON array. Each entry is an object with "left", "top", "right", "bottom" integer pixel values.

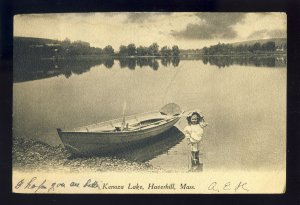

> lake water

[{"left": 13, "top": 56, "right": 286, "bottom": 172}]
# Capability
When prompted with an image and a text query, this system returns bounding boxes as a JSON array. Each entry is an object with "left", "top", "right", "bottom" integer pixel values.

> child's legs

[
  {"left": 191, "top": 142, "right": 200, "bottom": 152},
  {"left": 190, "top": 143, "right": 199, "bottom": 159},
  {"left": 195, "top": 142, "right": 200, "bottom": 159},
  {"left": 190, "top": 142, "right": 201, "bottom": 163}
]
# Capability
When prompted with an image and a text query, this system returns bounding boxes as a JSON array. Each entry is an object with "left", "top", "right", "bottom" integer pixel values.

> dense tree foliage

[
  {"left": 14, "top": 37, "right": 114, "bottom": 59},
  {"left": 103, "top": 45, "right": 115, "bottom": 55},
  {"left": 148, "top": 43, "right": 160, "bottom": 56},
  {"left": 118, "top": 43, "right": 180, "bottom": 57},
  {"left": 14, "top": 37, "right": 181, "bottom": 59},
  {"left": 136, "top": 46, "right": 149, "bottom": 56},
  {"left": 160, "top": 46, "right": 172, "bottom": 56},
  {"left": 202, "top": 41, "right": 284, "bottom": 55},
  {"left": 172, "top": 45, "right": 180, "bottom": 56}
]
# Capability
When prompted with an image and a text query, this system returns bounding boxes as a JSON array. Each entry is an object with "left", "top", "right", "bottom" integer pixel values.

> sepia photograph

[{"left": 12, "top": 12, "right": 286, "bottom": 193}]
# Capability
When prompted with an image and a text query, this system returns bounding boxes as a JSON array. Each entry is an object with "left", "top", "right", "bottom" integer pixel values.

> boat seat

[{"left": 115, "top": 127, "right": 122, "bottom": 132}]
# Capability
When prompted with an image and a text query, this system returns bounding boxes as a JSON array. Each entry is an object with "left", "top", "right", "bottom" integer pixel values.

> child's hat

[{"left": 186, "top": 110, "right": 204, "bottom": 118}]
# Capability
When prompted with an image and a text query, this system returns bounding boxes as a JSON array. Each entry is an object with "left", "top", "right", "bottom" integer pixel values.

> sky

[{"left": 14, "top": 12, "right": 286, "bottom": 50}]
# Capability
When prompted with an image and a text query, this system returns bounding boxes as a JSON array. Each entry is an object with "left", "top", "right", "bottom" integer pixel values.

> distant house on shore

[{"left": 276, "top": 47, "right": 284, "bottom": 52}]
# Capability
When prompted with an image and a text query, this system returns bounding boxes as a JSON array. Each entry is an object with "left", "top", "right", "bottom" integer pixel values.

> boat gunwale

[
  {"left": 67, "top": 110, "right": 166, "bottom": 132},
  {"left": 57, "top": 116, "right": 180, "bottom": 135}
]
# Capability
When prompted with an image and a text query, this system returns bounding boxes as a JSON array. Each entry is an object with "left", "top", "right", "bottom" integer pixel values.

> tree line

[
  {"left": 14, "top": 37, "right": 180, "bottom": 59},
  {"left": 118, "top": 43, "right": 180, "bottom": 57},
  {"left": 202, "top": 41, "right": 286, "bottom": 56}
]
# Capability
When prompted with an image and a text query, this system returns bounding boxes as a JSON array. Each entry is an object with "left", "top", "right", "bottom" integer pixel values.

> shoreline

[
  {"left": 39, "top": 52, "right": 287, "bottom": 60},
  {"left": 13, "top": 136, "right": 160, "bottom": 173}
]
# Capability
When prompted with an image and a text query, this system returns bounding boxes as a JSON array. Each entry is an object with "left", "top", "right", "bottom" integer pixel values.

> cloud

[
  {"left": 267, "top": 29, "right": 287, "bottom": 38},
  {"left": 15, "top": 13, "right": 95, "bottom": 20},
  {"left": 247, "top": 30, "right": 267, "bottom": 39},
  {"left": 126, "top": 13, "right": 153, "bottom": 23},
  {"left": 125, "top": 12, "right": 172, "bottom": 23},
  {"left": 247, "top": 29, "right": 286, "bottom": 39},
  {"left": 172, "top": 13, "right": 246, "bottom": 40}
]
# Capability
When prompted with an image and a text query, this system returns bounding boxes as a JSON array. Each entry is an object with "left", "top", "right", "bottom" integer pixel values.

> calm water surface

[{"left": 13, "top": 57, "right": 286, "bottom": 172}]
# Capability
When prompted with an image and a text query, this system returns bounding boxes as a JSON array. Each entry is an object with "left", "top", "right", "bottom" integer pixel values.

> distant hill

[
  {"left": 230, "top": 38, "right": 286, "bottom": 48},
  {"left": 14, "top": 36, "right": 105, "bottom": 59},
  {"left": 14, "top": 36, "right": 61, "bottom": 45}
]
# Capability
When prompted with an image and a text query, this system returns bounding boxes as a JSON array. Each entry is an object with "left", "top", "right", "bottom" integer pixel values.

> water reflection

[
  {"left": 103, "top": 58, "right": 114, "bottom": 68},
  {"left": 14, "top": 57, "right": 181, "bottom": 83},
  {"left": 13, "top": 55, "right": 286, "bottom": 83},
  {"left": 14, "top": 57, "right": 115, "bottom": 83},
  {"left": 118, "top": 57, "right": 180, "bottom": 70},
  {"left": 112, "top": 127, "right": 185, "bottom": 163},
  {"left": 161, "top": 57, "right": 180, "bottom": 67},
  {"left": 201, "top": 55, "right": 287, "bottom": 68},
  {"left": 119, "top": 58, "right": 136, "bottom": 69}
]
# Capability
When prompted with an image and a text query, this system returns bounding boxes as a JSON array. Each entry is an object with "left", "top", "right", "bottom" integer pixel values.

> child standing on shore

[{"left": 184, "top": 111, "right": 208, "bottom": 165}]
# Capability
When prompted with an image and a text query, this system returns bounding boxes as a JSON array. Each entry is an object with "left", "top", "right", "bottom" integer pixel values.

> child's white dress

[{"left": 184, "top": 124, "right": 204, "bottom": 151}]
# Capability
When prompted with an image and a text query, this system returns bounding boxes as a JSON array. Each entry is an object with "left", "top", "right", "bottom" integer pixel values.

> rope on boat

[{"left": 161, "top": 61, "right": 186, "bottom": 106}]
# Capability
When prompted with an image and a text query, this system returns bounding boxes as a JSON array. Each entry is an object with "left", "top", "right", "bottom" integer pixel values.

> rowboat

[{"left": 57, "top": 103, "right": 182, "bottom": 155}]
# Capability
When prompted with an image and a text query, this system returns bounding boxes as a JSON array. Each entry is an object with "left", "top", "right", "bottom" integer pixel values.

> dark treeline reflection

[
  {"left": 14, "top": 57, "right": 181, "bottom": 83},
  {"left": 118, "top": 57, "right": 180, "bottom": 70},
  {"left": 14, "top": 55, "right": 286, "bottom": 83},
  {"left": 14, "top": 57, "right": 115, "bottom": 83},
  {"left": 201, "top": 55, "right": 287, "bottom": 68},
  {"left": 161, "top": 57, "right": 180, "bottom": 67}
]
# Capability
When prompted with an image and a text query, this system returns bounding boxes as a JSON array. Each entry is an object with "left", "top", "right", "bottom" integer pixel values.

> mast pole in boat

[{"left": 121, "top": 101, "right": 127, "bottom": 130}]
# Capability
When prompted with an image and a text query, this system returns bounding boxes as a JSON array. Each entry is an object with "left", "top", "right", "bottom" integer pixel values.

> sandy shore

[{"left": 13, "top": 136, "right": 159, "bottom": 172}]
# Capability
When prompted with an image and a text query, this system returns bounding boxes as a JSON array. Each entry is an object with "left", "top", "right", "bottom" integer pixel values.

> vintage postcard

[{"left": 13, "top": 12, "right": 286, "bottom": 193}]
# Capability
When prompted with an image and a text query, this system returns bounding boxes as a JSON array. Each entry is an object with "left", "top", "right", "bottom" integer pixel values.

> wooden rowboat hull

[{"left": 57, "top": 115, "right": 180, "bottom": 155}]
